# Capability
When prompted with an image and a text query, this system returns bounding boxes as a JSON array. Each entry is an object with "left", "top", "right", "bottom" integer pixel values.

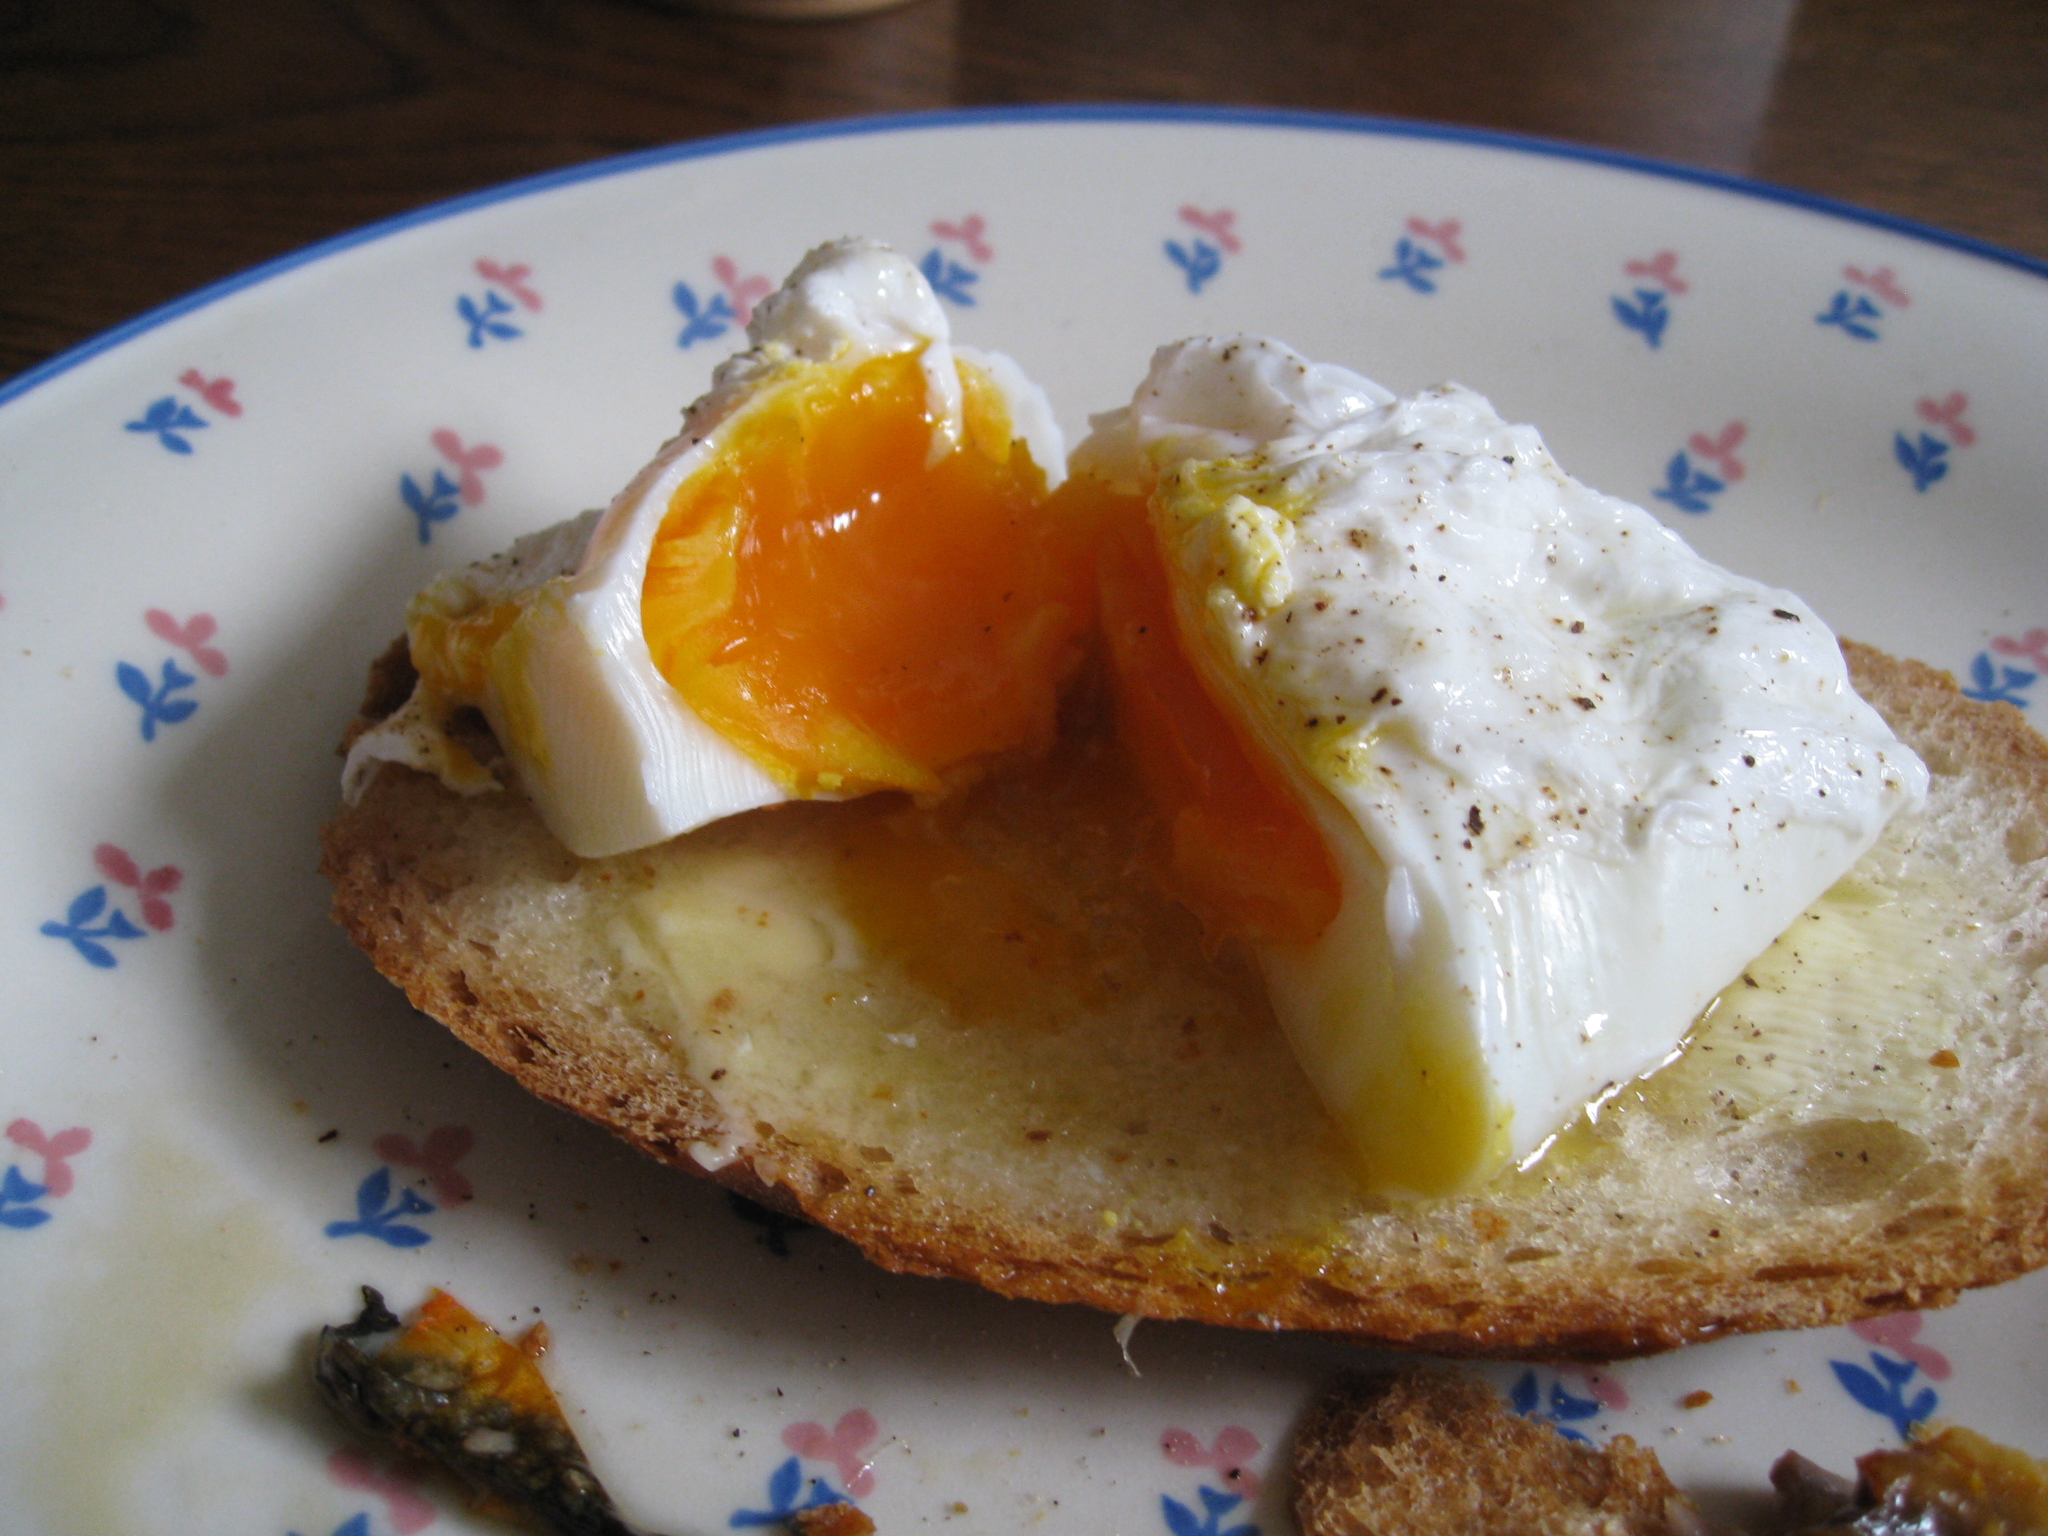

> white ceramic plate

[{"left": 3, "top": 107, "right": 2045, "bottom": 1536}]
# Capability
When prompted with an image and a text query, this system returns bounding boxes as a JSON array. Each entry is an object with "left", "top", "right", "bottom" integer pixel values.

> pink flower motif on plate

[
  {"left": 1992, "top": 628, "right": 2048, "bottom": 673},
  {"left": 1561, "top": 1366, "right": 1630, "bottom": 1412},
  {"left": 430, "top": 430, "right": 504, "bottom": 506},
  {"left": 176, "top": 369, "right": 242, "bottom": 416},
  {"left": 145, "top": 609, "right": 228, "bottom": 677},
  {"left": 1686, "top": 420, "right": 1747, "bottom": 482},
  {"left": 1407, "top": 216, "right": 1465, "bottom": 264},
  {"left": 1916, "top": 391, "right": 1975, "bottom": 447},
  {"left": 371, "top": 1124, "right": 476, "bottom": 1206},
  {"left": 94, "top": 843, "right": 182, "bottom": 931},
  {"left": 783, "top": 1409, "right": 880, "bottom": 1498},
  {"left": 1161, "top": 1424, "right": 1263, "bottom": 1497},
  {"left": 930, "top": 214, "right": 994, "bottom": 262},
  {"left": 1623, "top": 249, "right": 1686, "bottom": 293},
  {"left": 1849, "top": 1312, "right": 1951, "bottom": 1381},
  {"left": 6, "top": 1120, "right": 92, "bottom": 1197},
  {"left": 713, "top": 255, "right": 774, "bottom": 327},
  {"left": 1844, "top": 264, "right": 1910, "bottom": 308},
  {"left": 1180, "top": 205, "right": 1243, "bottom": 255},
  {"left": 475, "top": 259, "right": 543, "bottom": 312}
]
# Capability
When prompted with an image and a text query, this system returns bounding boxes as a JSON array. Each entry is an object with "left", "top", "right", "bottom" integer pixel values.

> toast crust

[{"left": 321, "top": 640, "right": 2048, "bottom": 1361}]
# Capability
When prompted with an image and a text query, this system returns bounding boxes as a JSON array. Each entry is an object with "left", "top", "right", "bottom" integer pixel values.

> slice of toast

[{"left": 320, "top": 641, "right": 2048, "bottom": 1360}]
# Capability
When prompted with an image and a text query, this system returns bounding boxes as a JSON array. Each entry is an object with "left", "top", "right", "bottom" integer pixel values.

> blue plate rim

[{"left": 5, "top": 101, "right": 2044, "bottom": 414}]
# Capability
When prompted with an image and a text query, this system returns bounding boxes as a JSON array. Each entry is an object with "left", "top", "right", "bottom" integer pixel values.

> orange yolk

[
  {"left": 1066, "top": 478, "right": 1342, "bottom": 950},
  {"left": 640, "top": 349, "right": 1096, "bottom": 798}
]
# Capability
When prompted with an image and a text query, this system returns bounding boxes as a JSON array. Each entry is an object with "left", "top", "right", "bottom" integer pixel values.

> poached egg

[{"left": 1064, "top": 335, "right": 1928, "bottom": 1194}]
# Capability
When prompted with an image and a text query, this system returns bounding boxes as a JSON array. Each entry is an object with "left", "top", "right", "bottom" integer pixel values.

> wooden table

[{"left": 4, "top": 0, "right": 2044, "bottom": 384}]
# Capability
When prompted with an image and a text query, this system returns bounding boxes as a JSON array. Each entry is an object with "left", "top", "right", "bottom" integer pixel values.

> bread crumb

[
  {"left": 1294, "top": 1368, "right": 1697, "bottom": 1535},
  {"left": 787, "top": 1502, "right": 874, "bottom": 1536},
  {"left": 1680, "top": 1390, "right": 1713, "bottom": 1410}
]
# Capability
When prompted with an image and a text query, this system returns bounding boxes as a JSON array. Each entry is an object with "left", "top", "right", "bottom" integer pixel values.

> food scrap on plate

[
  {"left": 1772, "top": 1426, "right": 2048, "bottom": 1535},
  {"left": 1291, "top": 1367, "right": 2048, "bottom": 1536},
  {"left": 316, "top": 1287, "right": 663, "bottom": 1536},
  {"left": 315, "top": 1286, "right": 879, "bottom": 1534}
]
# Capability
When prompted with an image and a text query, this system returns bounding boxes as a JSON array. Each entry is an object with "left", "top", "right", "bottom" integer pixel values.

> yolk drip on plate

[
  {"left": 1075, "top": 480, "right": 1342, "bottom": 951},
  {"left": 640, "top": 349, "right": 1095, "bottom": 798}
]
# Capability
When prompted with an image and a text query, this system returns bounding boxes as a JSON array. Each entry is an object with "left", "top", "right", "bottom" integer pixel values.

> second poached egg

[{"left": 1067, "top": 335, "right": 1928, "bottom": 1194}]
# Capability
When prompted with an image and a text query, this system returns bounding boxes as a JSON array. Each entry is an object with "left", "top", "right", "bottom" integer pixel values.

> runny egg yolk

[
  {"left": 1061, "top": 478, "right": 1342, "bottom": 951},
  {"left": 639, "top": 348, "right": 1095, "bottom": 798}
]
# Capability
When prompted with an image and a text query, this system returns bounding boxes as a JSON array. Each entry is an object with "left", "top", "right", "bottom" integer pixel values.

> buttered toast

[{"left": 322, "top": 642, "right": 2048, "bottom": 1360}]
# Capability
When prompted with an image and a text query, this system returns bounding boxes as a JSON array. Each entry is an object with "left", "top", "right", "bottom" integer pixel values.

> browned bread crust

[
  {"left": 1292, "top": 1368, "right": 1700, "bottom": 1536},
  {"left": 321, "top": 641, "right": 2048, "bottom": 1360}
]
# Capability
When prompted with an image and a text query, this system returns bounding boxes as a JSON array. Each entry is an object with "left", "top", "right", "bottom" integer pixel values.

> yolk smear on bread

[
  {"left": 1074, "top": 481, "right": 1341, "bottom": 950},
  {"left": 641, "top": 349, "right": 1095, "bottom": 798},
  {"left": 829, "top": 798, "right": 1111, "bottom": 1027},
  {"left": 825, "top": 700, "right": 1279, "bottom": 1033}
]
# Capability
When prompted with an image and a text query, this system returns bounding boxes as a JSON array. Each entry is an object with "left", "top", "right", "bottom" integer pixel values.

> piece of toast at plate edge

[
  {"left": 319, "top": 640, "right": 2048, "bottom": 1362},
  {"left": 1291, "top": 1368, "right": 1704, "bottom": 1536}
]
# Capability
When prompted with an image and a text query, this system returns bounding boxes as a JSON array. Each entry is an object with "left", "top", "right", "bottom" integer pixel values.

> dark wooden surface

[{"left": 4, "top": 0, "right": 2045, "bottom": 385}]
